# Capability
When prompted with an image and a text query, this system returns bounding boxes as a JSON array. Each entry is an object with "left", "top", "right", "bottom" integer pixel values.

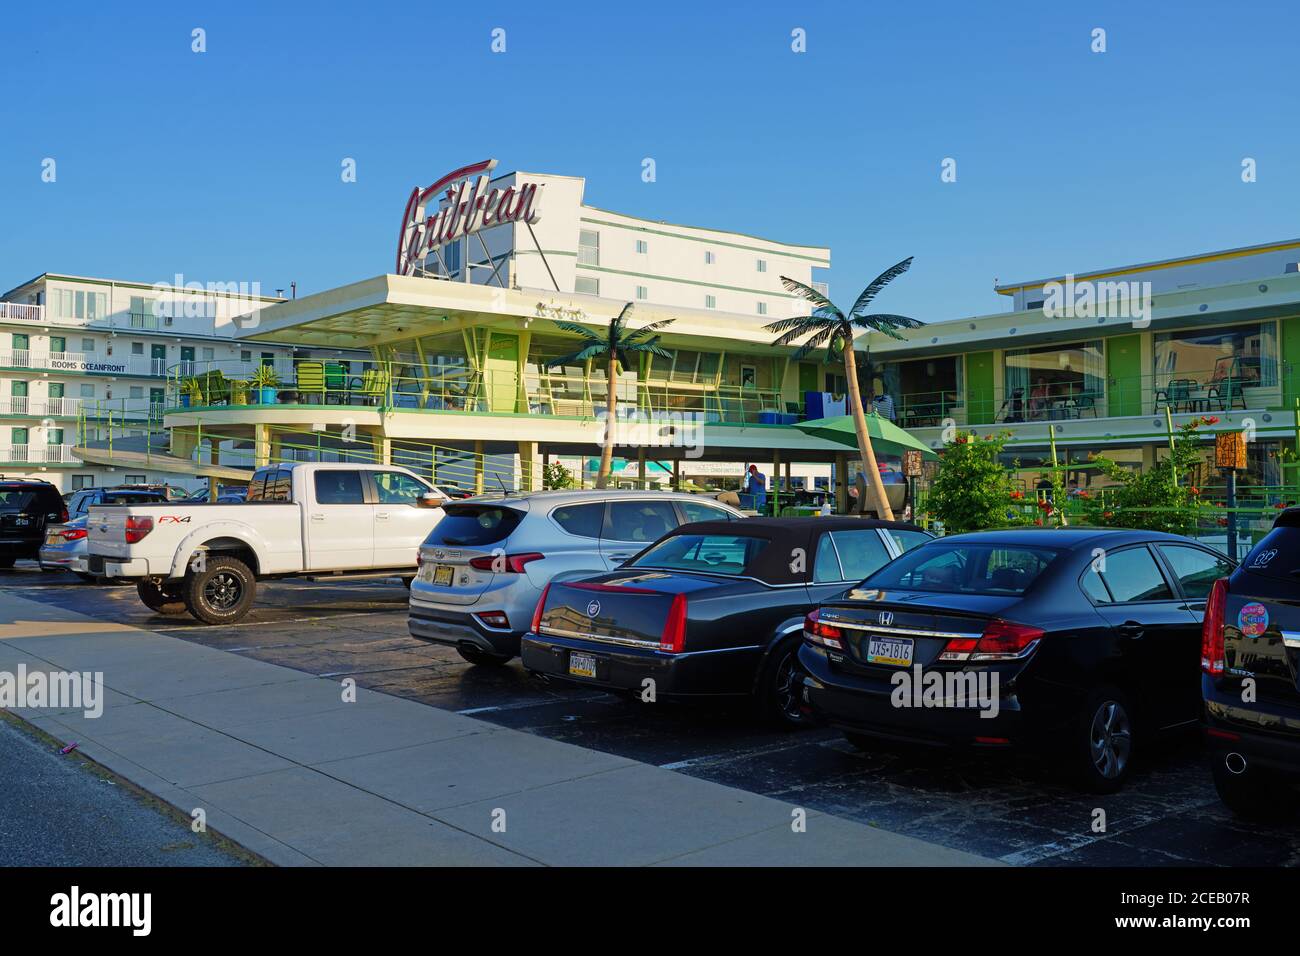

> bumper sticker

[{"left": 1238, "top": 602, "right": 1269, "bottom": 638}]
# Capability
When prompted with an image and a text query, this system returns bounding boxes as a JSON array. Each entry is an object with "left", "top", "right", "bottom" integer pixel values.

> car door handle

[
  {"left": 1117, "top": 621, "right": 1145, "bottom": 640},
  {"left": 1184, "top": 602, "right": 1207, "bottom": 613},
  {"left": 608, "top": 552, "right": 634, "bottom": 559},
  {"left": 376, "top": 512, "right": 390, "bottom": 520},
  {"left": 310, "top": 514, "right": 325, "bottom": 522}
]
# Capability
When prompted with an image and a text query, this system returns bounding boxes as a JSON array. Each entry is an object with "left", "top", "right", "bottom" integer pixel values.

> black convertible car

[
  {"left": 799, "top": 527, "right": 1233, "bottom": 792},
  {"left": 521, "top": 517, "right": 931, "bottom": 725}
]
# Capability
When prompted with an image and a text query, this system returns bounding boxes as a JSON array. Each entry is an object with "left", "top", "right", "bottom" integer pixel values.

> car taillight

[
  {"left": 60, "top": 508, "right": 69, "bottom": 523},
  {"left": 939, "top": 619, "right": 1043, "bottom": 662},
  {"left": 475, "top": 610, "right": 510, "bottom": 629},
  {"left": 469, "top": 552, "right": 544, "bottom": 573},
  {"left": 660, "top": 594, "right": 688, "bottom": 653},
  {"left": 530, "top": 583, "right": 551, "bottom": 634},
  {"left": 124, "top": 516, "right": 154, "bottom": 544},
  {"left": 1201, "top": 577, "right": 1228, "bottom": 677},
  {"left": 62, "top": 528, "right": 88, "bottom": 541},
  {"left": 803, "top": 608, "right": 844, "bottom": 650},
  {"left": 416, "top": 551, "right": 424, "bottom": 568}
]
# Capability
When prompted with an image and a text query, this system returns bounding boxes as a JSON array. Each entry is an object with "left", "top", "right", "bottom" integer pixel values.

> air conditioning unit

[{"left": 1284, "top": 262, "right": 1300, "bottom": 274}]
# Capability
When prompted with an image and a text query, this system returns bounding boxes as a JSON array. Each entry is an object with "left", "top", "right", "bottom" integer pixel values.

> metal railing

[
  {"left": 0, "top": 302, "right": 44, "bottom": 323},
  {"left": 163, "top": 358, "right": 794, "bottom": 426},
  {"left": 0, "top": 444, "right": 79, "bottom": 465},
  {"left": 0, "top": 348, "right": 169, "bottom": 377}
]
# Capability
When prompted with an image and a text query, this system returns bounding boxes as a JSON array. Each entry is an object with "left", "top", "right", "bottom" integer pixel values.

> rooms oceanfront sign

[{"left": 396, "top": 159, "right": 543, "bottom": 276}]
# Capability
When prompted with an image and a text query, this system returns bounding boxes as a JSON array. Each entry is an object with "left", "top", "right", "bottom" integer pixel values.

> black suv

[
  {"left": 0, "top": 478, "right": 68, "bottom": 567},
  {"left": 1202, "top": 507, "right": 1300, "bottom": 819}
]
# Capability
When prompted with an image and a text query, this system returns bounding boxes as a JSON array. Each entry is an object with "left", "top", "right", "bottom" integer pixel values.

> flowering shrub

[
  {"left": 925, "top": 431, "right": 1029, "bottom": 533},
  {"left": 1079, "top": 420, "right": 1209, "bottom": 534}
]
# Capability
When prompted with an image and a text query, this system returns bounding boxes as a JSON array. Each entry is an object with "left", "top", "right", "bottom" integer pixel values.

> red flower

[
  {"left": 1077, "top": 490, "right": 1091, "bottom": 499},
  {"left": 1217, "top": 517, "right": 1229, "bottom": 527},
  {"left": 1103, "top": 511, "right": 1115, "bottom": 519},
  {"left": 1034, "top": 518, "right": 1044, "bottom": 526},
  {"left": 1189, "top": 487, "right": 1200, "bottom": 496}
]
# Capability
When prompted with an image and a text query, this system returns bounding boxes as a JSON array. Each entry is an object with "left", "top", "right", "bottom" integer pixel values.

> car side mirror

[{"left": 417, "top": 493, "right": 447, "bottom": 509}]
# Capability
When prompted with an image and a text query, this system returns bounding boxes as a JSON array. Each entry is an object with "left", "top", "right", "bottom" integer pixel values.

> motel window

[
  {"left": 129, "top": 386, "right": 144, "bottom": 399},
  {"left": 131, "top": 342, "right": 144, "bottom": 355},
  {"left": 578, "top": 230, "right": 600, "bottom": 266},
  {"left": 240, "top": 350, "right": 251, "bottom": 362},
  {"left": 49, "top": 336, "right": 65, "bottom": 353},
  {"left": 636, "top": 286, "right": 648, "bottom": 300},
  {"left": 705, "top": 250, "right": 716, "bottom": 265},
  {"left": 1153, "top": 321, "right": 1278, "bottom": 391},
  {"left": 757, "top": 302, "right": 767, "bottom": 316},
  {"left": 1003, "top": 341, "right": 1104, "bottom": 422},
  {"left": 201, "top": 347, "right": 215, "bottom": 362},
  {"left": 72, "top": 475, "right": 94, "bottom": 490},
  {"left": 636, "top": 240, "right": 648, "bottom": 255},
  {"left": 81, "top": 338, "right": 95, "bottom": 351},
  {"left": 575, "top": 276, "right": 599, "bottom": 296},
  {"left": 705, "top": 295, "right": 717, "bottom": 309},
  {"left": 55, "top": 289, "right": 107, "bottom": 321},
  {"left": 879, "top": 356, "right": 964, "bottom": 425},
  {"left": 79, "top": 384, "right": 95, "bottom": 398},
  {"left": 126, "top": 474, "right": 146, "bottom": 484},
  {"left": 756, "top": 259, "right": 767, "bottom": 273}
]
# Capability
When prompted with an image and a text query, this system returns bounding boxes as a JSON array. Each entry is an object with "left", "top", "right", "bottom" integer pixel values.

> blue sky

[{"left": 3, "top": 0, "right": 1298, "bottom": 321}]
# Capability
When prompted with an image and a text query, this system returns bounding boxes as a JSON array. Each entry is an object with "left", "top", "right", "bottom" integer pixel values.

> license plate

[
  {"left": 865, "top": 636, "right": 914, "bottom": 667},
  {"left": 568, "top": 652, "right": 598, "bottom": 679},
  {"left": 45, "top": 533, "right": 60, "bottom": 545},
  {"left": 433, "top": 564, "right": 454, "bottom": 586}
]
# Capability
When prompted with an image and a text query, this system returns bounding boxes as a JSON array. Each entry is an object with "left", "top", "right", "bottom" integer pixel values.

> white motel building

[{"left": 3, "top": 159, "right": 1298, "bottom": 504}]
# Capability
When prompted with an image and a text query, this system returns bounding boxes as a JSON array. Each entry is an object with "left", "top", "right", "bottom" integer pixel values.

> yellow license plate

[
  {"left": 568, "top": 652, "right": 598, "bottom": 679},
  {"left": 865, "top": 636, "right": 914, "bottom": 667},
  {"left": 45, "top": 533, "right": 60, "bottom": 546},
  {"left": 433, "top": 564, "right": 454, "bottom": 586}
]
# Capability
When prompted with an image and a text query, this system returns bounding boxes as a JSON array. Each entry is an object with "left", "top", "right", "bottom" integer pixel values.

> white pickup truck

[{"left": 86, "top": 462, "right": 447, "bottom": 624}]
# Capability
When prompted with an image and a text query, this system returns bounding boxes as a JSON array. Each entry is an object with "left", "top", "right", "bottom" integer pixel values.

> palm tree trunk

[
  {"left": 596, "top": 355, "right": 618, "bottom": 489},
  {"left": 843, "top": 344, "right": 895, "bottom": 520}
]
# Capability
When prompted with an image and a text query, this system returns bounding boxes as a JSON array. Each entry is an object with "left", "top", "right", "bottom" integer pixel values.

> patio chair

[
  {"left": 324, "top": 362, "right": 353, "bottom": 403},
  {"left": 295, "top": 362, "right": 326, "bottom": 404},
  {"left": 1155, "top": 378, "right": 1193, "bottom": 414},
  {"left": 997, "top": 388, "right": 1025, "bottom": 423},
  {"left": 357, "top": 367, "right": 391, "bottom": 406},
  {"left": 1073, "top": 392, "right": 1099, "bottom": 417},
  {"left": 1208, "top": 377, "right": 1247, "bottom": 411}
]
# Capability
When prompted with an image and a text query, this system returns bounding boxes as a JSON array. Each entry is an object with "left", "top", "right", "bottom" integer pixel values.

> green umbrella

[{"left": 794, "top": 412, "right": 938, "bottom": 459}]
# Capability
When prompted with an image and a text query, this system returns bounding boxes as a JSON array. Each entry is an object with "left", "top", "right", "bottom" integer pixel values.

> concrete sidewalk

[{"left": 0, "top": 591, "right": 995, "bottom": 866}]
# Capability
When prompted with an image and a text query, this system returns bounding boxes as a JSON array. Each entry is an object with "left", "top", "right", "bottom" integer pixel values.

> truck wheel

[
  {"left": 183, "top": 556, "right": 256, "bottom": 625},
  {"left": 137, "top": 580, "right": 187, "bottom": 615}
]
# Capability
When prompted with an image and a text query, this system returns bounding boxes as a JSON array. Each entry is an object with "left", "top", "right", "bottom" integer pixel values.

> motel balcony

[
  {"left": 0, "top": 397, "right": 157, "bottom": 421},
  {"left": 0, "top": 348, "right": 169, "bottom": 377},
  {"left": 0, "top": 444, "right": 80, "bottom": 466}
]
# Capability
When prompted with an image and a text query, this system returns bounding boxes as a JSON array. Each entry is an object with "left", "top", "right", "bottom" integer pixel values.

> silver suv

[{"left": 409, "top": 490, "right": 744, "bottom": 666}]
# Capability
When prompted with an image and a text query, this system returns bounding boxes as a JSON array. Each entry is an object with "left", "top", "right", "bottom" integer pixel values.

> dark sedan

[
  {"left": 800, "top": 527, "right": 1233, "bottom": 792},
  {"left": 1202, "top": 507, "right": 1300, "bottom": 820},
  {"left": 521, "top": 517, "right": 932, "bottom": 726}
]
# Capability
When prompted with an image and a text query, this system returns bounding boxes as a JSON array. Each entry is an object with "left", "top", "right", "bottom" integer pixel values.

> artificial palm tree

[
  {"left": 765, "top": 257, "right": 920, "bottom": 519},
  {"left": 548, "top": 303, "right": 674, "bottom": 488}
]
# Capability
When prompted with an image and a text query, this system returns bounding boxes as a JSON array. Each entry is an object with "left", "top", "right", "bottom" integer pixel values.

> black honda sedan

[
  {"left": 1202, "top": 507, "right": 1300, "bottom": 820},
  {"left": 521, "top": 517, "right": 931, "bottom": 726},
  {"left": 799, "top": 527, "right": 1233, "bottom": 792}
]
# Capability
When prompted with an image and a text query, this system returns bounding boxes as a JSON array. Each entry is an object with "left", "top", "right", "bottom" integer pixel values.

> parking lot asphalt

[
  {"left": 4, "top": 563, "right": 1297, "bottom": 866},
  {"left": 0, "top": 713, "right": 253, "bottom": 866}
]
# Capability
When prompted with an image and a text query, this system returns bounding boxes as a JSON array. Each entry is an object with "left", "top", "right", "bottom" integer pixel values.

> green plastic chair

[{"left": 324, "top": 362, "right": 349, "bottom": 403}]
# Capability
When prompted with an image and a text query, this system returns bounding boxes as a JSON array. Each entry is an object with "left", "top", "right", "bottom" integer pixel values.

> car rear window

[
  {"left": 551, "top": 502, "right": 604, "bottom": 538},
  {"left": 628, "top": 533, "right": 770, "bottom": 576},
  {"left": 1241, "top": 523, "right": 1300, "bottom": 584},
  {"left": 864, "top": 543, "right": 1059, "bottom": 594},
  {"left": 100, "top": 491, "right": 165, "bottom": 505},
  {"left": 427, "top": 505, "right": 524, "bottom": 547},
  {"left": 0, "top": 490, "right": 37, "bottom": 512}
]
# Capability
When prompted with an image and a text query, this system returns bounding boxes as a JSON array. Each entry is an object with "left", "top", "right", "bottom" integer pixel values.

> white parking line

[{"left": 457, "top": 694, "right": 608, "bottom": 715}]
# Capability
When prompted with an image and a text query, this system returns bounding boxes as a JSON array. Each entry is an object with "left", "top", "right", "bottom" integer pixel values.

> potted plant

[
  {"left": 250, "top": 365, "right": 279, "bottom": 405},
  {"left": 179, "top": 377, "right": 202, "bottom": 408}
]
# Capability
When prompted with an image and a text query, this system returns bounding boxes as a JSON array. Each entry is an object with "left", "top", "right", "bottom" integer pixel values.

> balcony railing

[
  {"left": 163, "top": 358, "right": 794, "bottom": 426},
  {"left": 0, "top": 348, "right": 168, "bottom": 377},
  {"left": 909, "top": 363, "right": 1296, "bottom": 428},
  {"left": 0, "top": 302, "right": 44, "bottom": 323},
  {"left": 0, "top": 444, "right": 79, "bottom": 465}
]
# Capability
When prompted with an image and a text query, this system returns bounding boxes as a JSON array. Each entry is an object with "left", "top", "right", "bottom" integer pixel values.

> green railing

[
  {"left": 910, "top": 363, "right": 1296, "bottom": 427},
  {"left": 163, "top": 358, "right": 794, "bottom": 426}
]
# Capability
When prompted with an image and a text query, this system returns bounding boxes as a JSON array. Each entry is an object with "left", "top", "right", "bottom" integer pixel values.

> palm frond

[
  {"left": 852, "top": 312, "right": 922, "bottom": 341},
  {"left": 847, "top": 257, "right": 913, "bottom": 317},
  {"left": 770, "top": 316, "right": 842, "bottom": 349},
  {"left": 779, "top": 276, "right": 841, "bottom": 318},
  {"left": 552, "top": 320, "right": 604, "bottom": 341},
  {"left": 624, "top": 318, "right": 676, "bottom": 343},
  {"left": 547, "top": 344, "right": 607, "bottom": 367},
  {"left": 791, "top": 325, "right": 838, "bottom": 362}
]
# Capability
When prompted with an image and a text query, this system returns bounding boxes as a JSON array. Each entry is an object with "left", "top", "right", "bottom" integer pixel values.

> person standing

[{"left": 745, "top": 463, "right": 768, "bottom": 513}]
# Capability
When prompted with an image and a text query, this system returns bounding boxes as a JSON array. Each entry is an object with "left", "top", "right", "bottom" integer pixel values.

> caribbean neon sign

[{"left": 395, "top": 159, "right": 543, "bottom": 276}]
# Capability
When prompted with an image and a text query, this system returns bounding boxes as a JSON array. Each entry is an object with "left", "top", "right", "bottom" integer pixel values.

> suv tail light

[
  {"left": 474, "top": 610, "right": 510, "bottom": 630},
  {"left": 1201, "top": 577, "right": 1228, "bottom": 677},
  {"left": 530, "top": 583, "right": 551, "bottom": 633},
  {"left": 660, "top": 594, "right": 688, "bottom": 653},
  {"left": 469, "top": 552, "right": 544, "bottom": 573},
  {"left": 939, "top": 619, "right": 1043, "bottom": 662},
  {"left": 124, "top": 516, "right": 154, "bottom": 544},
  {"left": 803, "top": 608, "right": 844, "bottom": 650}
]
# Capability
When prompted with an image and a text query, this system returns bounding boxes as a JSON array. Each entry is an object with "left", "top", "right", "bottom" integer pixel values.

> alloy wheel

[{"left": 1089, "top": 700, "right": 1132, "bottom": 780}]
